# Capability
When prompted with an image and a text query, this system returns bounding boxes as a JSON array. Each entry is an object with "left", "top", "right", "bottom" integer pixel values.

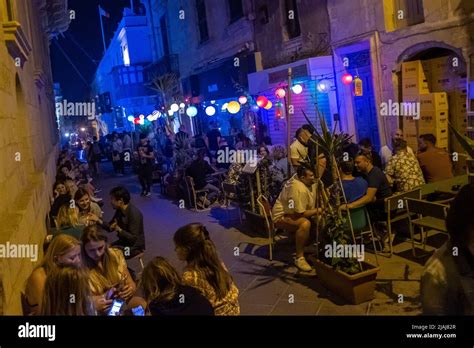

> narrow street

[{"left": 98, "top": 162, "right": 423, "bottom": 315}]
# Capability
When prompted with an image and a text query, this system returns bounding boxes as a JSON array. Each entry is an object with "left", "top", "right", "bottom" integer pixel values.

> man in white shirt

[
  {"left": 380, "top": 128, "right": 414, "bottom": 168},
  {"left": 290, "top": 127, "right": 312, "bottom": 169},
  {"left": 272, "top": 164, "right": 322, "bottom": 271}
]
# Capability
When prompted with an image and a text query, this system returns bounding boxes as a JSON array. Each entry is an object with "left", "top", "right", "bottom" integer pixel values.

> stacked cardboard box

[
  {"left": 400, "top": 57, "right": 474, "bottom": 152},
  {"left": 401, "top": 60, "right": 431, "bottom": 95},
  {"left": 418, "top": 92, "right": 449, "bottom": 149},
  {"left": 401, "top": 61, "right": 431, "bottom": 152},
  {"left": 429, "top": 56, "right": 467, "bottom": 152}
]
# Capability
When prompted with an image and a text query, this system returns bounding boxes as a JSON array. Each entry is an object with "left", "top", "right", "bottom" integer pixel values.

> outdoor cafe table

[{"left": 421, "top": 175, "right": 468, "bottom": 196}]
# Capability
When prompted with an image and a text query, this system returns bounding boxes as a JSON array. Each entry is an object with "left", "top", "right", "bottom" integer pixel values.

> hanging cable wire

[
  {"left": 64, "top": 32, "right": 99, "bottom": 65},
  {"left": 53, "top": 39, "right": 90, "bottom": 87}
]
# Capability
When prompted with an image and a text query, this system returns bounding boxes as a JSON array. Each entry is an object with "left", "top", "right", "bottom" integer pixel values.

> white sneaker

[{"left": 295, "top": 256, "right": 313, "bottom": 272}]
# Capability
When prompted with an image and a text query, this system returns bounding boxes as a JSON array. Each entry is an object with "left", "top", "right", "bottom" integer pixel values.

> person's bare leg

[{"left": 295, "top": 219, "right": 311, "bottom": 258}]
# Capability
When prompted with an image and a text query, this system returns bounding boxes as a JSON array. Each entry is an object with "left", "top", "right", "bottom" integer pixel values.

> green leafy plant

[{"left": 320, "top": 213, "right": 362, "bottom": 274}]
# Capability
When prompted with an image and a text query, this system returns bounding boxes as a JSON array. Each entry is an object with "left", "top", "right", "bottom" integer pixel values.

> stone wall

[
  {"left": 0, "top": 0, "right": 60, "bottom": 314},
  {"left": 327, "top": 0, "right": 474, "bottom": 146},
  {"left": 253, "top": 0, "right": 331, "bottom": 69},
  {"left": 166, "top": 0, "right": 255, "bottom": 78}
]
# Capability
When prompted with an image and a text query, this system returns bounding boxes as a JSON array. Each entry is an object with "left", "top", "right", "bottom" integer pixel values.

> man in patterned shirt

[{"left": 384, "top": 139, "right": 425, "bottom": 193}]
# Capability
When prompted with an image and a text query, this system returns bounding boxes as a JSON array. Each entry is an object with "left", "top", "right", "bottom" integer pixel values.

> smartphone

[
  {"left": 107, "top": 299, "right": 124, "bottom": 316},
  {"left": 131, "top": 305, "right": 145, "bottom": 316}
]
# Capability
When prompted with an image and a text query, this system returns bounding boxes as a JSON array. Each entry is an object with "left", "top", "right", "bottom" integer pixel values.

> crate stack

[
  {"left": 430, "top": 56, "right": 468, "bottom": 154},
  {"left": 401, "top": 58, "right": 467, "bottom": 151},
  {"left": 401, "top": 60, "right": 431, "bottom": 152},
  {"left": 418, "top": 92, "right": 449, "bottom": 149}
]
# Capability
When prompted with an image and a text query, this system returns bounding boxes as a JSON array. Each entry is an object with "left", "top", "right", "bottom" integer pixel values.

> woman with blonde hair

[
  {"left": 40, "top": 266, "right": 96, "bottom": 316},
  {"left": 74, "top": 188, "right": 103, "bottom": 226},
  {"left": 52, "top": 204, "right": 85, "bottom": 240},
  {"left": 81, "top": 225, "right": 145, "bottom": 315},
  {"left": 141, "top": 256, "right": 213, "bottom": 315},
  {"left": 173, "top": 223, "right": 240, "bottom": 315},
  {"left": 24, "top": 234, "right": 81, "bottom": 315}
]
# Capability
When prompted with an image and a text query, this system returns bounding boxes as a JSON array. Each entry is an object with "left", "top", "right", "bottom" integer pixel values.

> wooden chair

[
  {"left": 405, "top": 198, "right": 448, "bottom": 257},
  {"left": 221, "top": 182, "right": 242, "bottom": 224},
  {"left": 184, "top": 176, "right": 209, "bottom": 211},
  {"left": 256, "top": 195, "right": 277, "bottom": 261},
  {"left": 382, "top": 188, "right": 422, "bottom": 256}
]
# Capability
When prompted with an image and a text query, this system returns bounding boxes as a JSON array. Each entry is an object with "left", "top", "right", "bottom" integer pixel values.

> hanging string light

[
  {"left": 170, "top": 103, "right": 179, "bottom": 112},
  {"left": 275, "top": 88, "right": 286, "bottom": 99},
  {"left": 256, "top": 96, "right": 269, "bottom": 108},
  {"left": 291, "top": 84, "right": 303, "bottom": 94},
  {"left": 205, "top": 105, "right": 216, "bottom": 116},
  {"left": 186, "top": 106, "right": 198, "bottom": 117},
  {"left": 238, "top": 96, "right": 248, "bottom": 104},
  {"left": 227, "top": 101, "right": 241, "bottom": 114},
  {"left": 342, "top": 73, "right": 353, "bottom": 85},
  {"left": 317, "top": 80, "right": 330, "bottom": 93},
  {"left": 264, "top": 101, "right": 273, "bottom": 110}
]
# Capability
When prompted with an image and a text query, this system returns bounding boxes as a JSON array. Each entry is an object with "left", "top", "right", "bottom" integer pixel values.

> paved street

[{"left": 97, "top": 164, "right": 436, "bottom": 315}]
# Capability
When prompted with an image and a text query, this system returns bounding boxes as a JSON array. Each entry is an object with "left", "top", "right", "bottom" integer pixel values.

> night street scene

[{"left": 1, "top": 0, "right": 474, "bottom": 345}]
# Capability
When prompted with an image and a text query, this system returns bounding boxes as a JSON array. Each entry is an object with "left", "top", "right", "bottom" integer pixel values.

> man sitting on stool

[{"left": 272, "top": 164, "right": 323, "bottom": 272}]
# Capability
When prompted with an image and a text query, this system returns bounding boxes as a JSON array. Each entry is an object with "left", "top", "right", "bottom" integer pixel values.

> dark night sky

[{"left": 51, "top": 0, "right": 133, "bottom": 101}]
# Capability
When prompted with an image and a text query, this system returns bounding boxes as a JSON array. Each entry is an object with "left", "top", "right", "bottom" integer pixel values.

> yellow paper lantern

[
  {"left": 227, "top": 101, "right": 241, "bottom": 114},
  {"left": 264, "top": 101, "right": 273, "bottom": 110}
]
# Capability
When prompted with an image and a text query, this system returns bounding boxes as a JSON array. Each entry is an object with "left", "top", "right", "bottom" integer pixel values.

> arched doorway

[{"left": 395, "top": 44, "right": 468, "bottom": 153}]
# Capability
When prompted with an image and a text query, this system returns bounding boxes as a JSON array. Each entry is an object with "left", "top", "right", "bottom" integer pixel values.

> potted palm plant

[{"left": 303, "top": 111, "right": 380, "bottom": 305}]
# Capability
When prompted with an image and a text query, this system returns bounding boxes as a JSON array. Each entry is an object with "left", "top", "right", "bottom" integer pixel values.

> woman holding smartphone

[
  {"left": 81, "top": 225, "right": 146, "bottom": 315},
  {"left": 173, "top": 223, "right": 240, "bottom": 315}
]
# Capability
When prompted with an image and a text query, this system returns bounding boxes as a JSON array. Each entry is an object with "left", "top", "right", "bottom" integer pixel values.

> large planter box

[{"left": 311, "top": 257, "right": 380, "bottom": 305}]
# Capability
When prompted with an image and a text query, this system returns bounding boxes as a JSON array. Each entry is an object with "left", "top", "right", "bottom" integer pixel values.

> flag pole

[{"left": 98, "top": 6, "right": 106, "bottom": 55}]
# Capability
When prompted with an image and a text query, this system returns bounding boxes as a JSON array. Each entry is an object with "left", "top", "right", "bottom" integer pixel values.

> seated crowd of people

[
  {"left": 27, "top": 123, "right": 468, "bottom": 316},
  {"left": 269, "top": 126, "right": 456, "bottom": 271},
  {"left": 23, "top": 148, "right": 241, "bottom": 316},
  {"left": 179, "top": 123, "right": 457, "bottom": 272},
  {"left": 172, "top": 123, "right": 289, "bottom": 208},
  {"left": 24, "top": 222, "right": 240, "bottom": 316}
]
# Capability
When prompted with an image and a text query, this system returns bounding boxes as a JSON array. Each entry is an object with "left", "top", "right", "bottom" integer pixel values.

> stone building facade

[
  {"left": 0, "top": 0, "right": 70, "bottom": 314},
  {"left": 328, "top": 0, "right": 474, "bottom": 149}
]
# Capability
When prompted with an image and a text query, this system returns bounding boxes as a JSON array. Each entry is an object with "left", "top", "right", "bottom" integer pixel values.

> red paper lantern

[
  {"left": 342, "top": 73, "right": 353, "bottom": 85},
  {"left": 256, "top": 96, "right": 269, "bottom": 108},
  {"left": 275, "top": 88, "right": 286, "bottom": 99}
]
